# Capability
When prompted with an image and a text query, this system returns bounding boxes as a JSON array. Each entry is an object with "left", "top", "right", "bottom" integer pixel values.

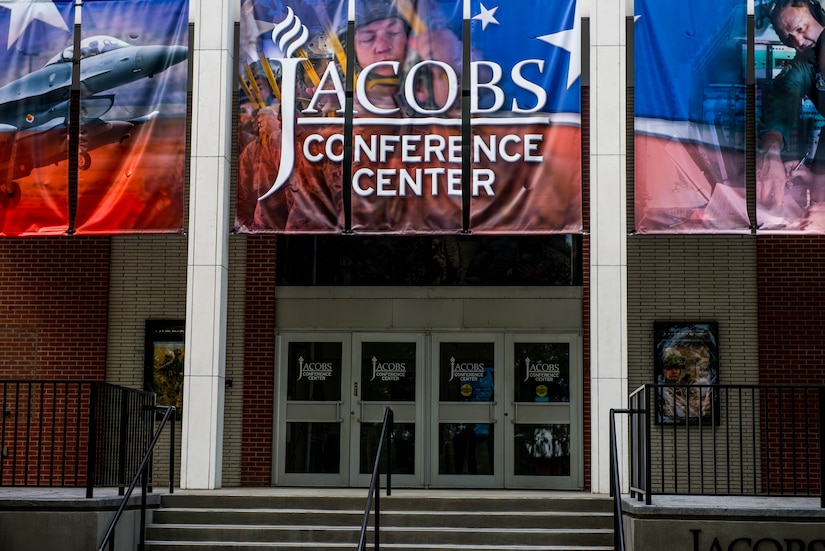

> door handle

[{"left": 510, "top": 401, "right": 519, "bottom": 424}]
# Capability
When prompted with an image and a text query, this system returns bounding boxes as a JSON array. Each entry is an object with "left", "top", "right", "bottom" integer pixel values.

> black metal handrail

[
  {"left": 627, "top": 384, "right": 825, "bottom": 508},
  {"left": 97, "top": 404, "right": 176, "bottom": 551},
  {"left": 610, "top": 407, "right": 645, "bottom": 551},
  {"left": 357, "top": 406, "right": 393, "bottom": 551},
  {"left": 0, "top": 380, "right": 156, "bottom": 497}
]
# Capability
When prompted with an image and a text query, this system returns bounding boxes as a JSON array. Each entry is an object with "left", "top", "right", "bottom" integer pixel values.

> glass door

[
  {"left": 505, "top": 334, "right": 582, "bottom": 489},
  {"left": 430, "top": 333, "right": 504, "bottom": 488},
  {"left": 275, "top": 333, "right": 351, "bottom": 486},
  {"left": 350, "top": 333, "right": 424, "bottom": 487}
]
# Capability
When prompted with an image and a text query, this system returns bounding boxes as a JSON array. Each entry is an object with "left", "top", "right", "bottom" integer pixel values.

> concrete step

[
  {"left": 150, "top": 508, "right": 613, "bottom": 529},
  {"left": 146, "top": 542, "right": 613, "bottom": 551},
  {"left": 144, "top": 545, "right": 615, "bottom": 551},
  {"left": 145, "top": 524, "right": 613, "bottom": 546},
  {"left": 143, "top": 490, "right": 615, "bottom": 551}
]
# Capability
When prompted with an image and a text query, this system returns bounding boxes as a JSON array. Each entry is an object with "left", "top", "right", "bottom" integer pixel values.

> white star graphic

[
  {"left": 473, "top": 3, "right": 499, "bottom": 31},
  {"left": 537, "top": 0, "right": 581, "bottom": 89},
  {"left": 1, "top": 0, "right": 69, "bottom": 49},
  {"left": 240, "top": 0, "right": 275, "bottom": 61}
]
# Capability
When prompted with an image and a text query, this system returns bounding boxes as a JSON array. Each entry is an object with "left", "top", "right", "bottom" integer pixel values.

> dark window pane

[
  {"left": 285, "top": 422, "right": 341, "bottom": 473},
  {"left": 439, "top": 423, "right": 494, "bottom": 475},
  {"left": 438, "top": 342, "right": 495, "bottom": 402},
  {"left": 361, "top": 341, "right": 416, "bottom": 401},
  {"left": 287, "top": 341, "right": 343, "bottom": 401},
  {"left": 276, "top": 235, "right": 580, "bottom": 286},
  {"left": 359, "top": 423, "right": 415, "bottom": 475},
  {"left": 514, "top": 424, "right": 570, "bottom": 476},
  {"left": 513, "top": 342, "right": 570, "bottom": 403}
]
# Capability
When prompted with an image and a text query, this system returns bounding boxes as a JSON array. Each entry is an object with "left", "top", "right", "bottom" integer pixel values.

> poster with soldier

[
  {"left": 145, "top": 320, "right": 185, "bottom": 412},
  {"left": 653, "top": 321, "right": 720, "bottom": 425}
]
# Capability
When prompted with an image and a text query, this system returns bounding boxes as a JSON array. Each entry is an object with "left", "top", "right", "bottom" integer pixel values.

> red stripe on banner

[
  {"left": 470, "top": 124, "right": 582, "bottom": 234},
  {"left": 635, "top": 134, "right": 750, "bottom": 234}
]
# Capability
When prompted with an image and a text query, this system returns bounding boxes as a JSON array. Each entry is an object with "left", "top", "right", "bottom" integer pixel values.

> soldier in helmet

[{"left": 338, "top": 0, "right": 463, "bottom": 115}]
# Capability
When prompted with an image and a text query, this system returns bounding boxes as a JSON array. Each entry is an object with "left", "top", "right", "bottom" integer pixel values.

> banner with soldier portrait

[{"left": 237, "top": 0, "right": 582, "bottom": 234}]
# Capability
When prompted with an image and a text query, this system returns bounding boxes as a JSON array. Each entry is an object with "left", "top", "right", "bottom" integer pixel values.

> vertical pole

[
  {"left": 139, "top": 464, "right": 148, "bottom": 551},
  {"left": 86, "top": 383, "right": 98, "bottom": 499},
  {"left": 170, "top": 408, "right": 176, "bottom": 494},
  {"left": 819, "top": 387, "right": 824, "bottom": 509},
  {"left": 118, "top": 390, "right": 130, "bottom": 496},
  {"left": 386, "top": 408, "right": 393, "bottom": 496},
  {"left": 645, "top": 385, "right": 652, "bottom": 505},
  {"left": 375, "top": 484, "right": 380, "bottom": 551}
]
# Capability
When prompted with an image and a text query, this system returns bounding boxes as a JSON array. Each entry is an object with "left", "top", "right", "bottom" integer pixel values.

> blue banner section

[
  {"left": 634, "top": 0, "right": 749, "bottom": 234},
  {"left": 635, "top": 0, "right": 746, "bottom": 123},
  {"left": 469, "top": 0, "right": 579, "bottom": 115}
]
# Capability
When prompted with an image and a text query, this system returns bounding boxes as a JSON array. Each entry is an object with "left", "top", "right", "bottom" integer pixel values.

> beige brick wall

[
  {"left": 627, "top": 235, "right": 760, "bottom": 492},
  {"left": 106, "top": 234, "right": 247, "bottom": 488}
]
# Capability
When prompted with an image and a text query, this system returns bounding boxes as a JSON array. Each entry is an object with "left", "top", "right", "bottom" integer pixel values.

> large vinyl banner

[
  {"left": 238, "top": 0, "right": 582, "bottom": 234},
  {"left": 75, "top": 0, "right": 188, "bottom": 234},
  {"left": 634, "top": 0, "right": 749, "bottom": 234},
  {"left": 755, "top": 0, "right": 825, "bottom": 233},
  {"left": 0, "top": 0, "right": 75, "bottom": 235},
  {"left": 0, "top": 0, "right": 187, "bottom": 236}
]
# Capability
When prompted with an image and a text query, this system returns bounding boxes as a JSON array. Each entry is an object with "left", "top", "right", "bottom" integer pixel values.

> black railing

[
  {"left": 97, "top": 405, "right": 176, "bottom": 551},
  {"left": 626, "top": 384, "right": 824, "bottom": 508},
  {"left": 610, "top": 407, "right": 644, "bottom": 551},
  {"left": 0, "top": 380, "right": 157, "bottom": 497},
  {"left": 357, "top": 406, "right": 393, "bottom": 551}
]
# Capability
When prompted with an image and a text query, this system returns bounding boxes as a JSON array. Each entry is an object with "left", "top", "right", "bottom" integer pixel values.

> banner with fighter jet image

[
  {"left": 74, "top": 0, "right": 188, "bottom": 234},
  {"left": 0, "top": 0, "right": 75, "bottom": 235},
  {"left": 237, "top": 0, "right": 581, "bottom": 234},
  {"left": 0, "top": 0, "right": 187, "bottom": 236},
  {"left": 634, "top": 0, "right": 749, "bottom": 234}
]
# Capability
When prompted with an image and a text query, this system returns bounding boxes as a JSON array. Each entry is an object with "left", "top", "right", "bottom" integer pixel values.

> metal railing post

[
  {"left": 820, "top": 387, "right": 825, "bottom": 509},
  {"left": 118, "top": 389, "right": 129, "bottom": 495},
  {"left": 644, "top": 385, "right": 652, "bottom": 505},
  {"left": 86, "top": 382, "right": 98, "bottom": 499},
  {"left": 169, "top": 411, "right": 175, "bottom": 494}
]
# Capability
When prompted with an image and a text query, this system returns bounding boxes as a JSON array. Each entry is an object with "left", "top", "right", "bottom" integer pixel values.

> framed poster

[
  {"left": 144, "top": 320, "right": 185, "bottom": 413},
  {"left": 653, "top": 321, "right": 719, "bottom": 425}
]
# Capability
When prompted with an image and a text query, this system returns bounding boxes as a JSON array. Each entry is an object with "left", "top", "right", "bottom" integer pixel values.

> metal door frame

[
  {"left": 349, "top": 332, "right": 426, "bottom": 488},
  {"left": 274, "top": 332, "right": 352, "bottom": 486}
]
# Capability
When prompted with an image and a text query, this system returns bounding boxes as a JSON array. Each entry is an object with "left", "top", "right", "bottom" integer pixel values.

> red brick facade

[
  {"left": 0, "top": 237, "right": 110, "bottom": 380},
  {"left": 240, "top": 235, "right": 277, "bottom": 486},
  {"left": 0, "top": 237, "right": 110, "bottom": 485},
  {"left": 756, "top": 236, "right": 823, "bottom": 495}
]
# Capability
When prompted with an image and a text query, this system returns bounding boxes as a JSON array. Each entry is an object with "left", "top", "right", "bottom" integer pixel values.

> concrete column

[
  {"left": 180, "top": 0, "right": 236, "bottom": 489},
  {"left": 589, "top": 0, "right": 628, "bottom": 494}
]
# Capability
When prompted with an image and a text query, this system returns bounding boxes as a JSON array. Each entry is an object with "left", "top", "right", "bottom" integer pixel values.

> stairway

[{"left": 143, "top": 489, "right": 614, "bottom": 550}]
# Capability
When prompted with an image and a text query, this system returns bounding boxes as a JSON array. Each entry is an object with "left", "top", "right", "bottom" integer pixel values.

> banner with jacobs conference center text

[
  {"left": 634, "top": 0, "right": 749, "bottom": 234},
  {"left": 237, "top": 0, "right": 582, "bottom": 234}
]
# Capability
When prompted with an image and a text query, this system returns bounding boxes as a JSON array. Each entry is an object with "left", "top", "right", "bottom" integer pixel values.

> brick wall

[
  {"left": 581, "top": 86, "right": 591, "bottom": 491},
  {"left": 241, "top": 235, "right": 276, "bottom": 486},
  {"left": 0, "top": 237, "right": 110, "bottom": 380},
  {"left": 756, "top": 236, "right": 824, "bottom": 495},
  {"left": 627, "top": 235, "right": 760, "bottom": 490},
  {"left": 0, "top": 237, "right": 110, "bottom": 485}
]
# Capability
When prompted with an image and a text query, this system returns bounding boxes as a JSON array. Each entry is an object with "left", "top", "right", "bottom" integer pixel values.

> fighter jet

[
  {"left": 0, "top": 34, "right": 187, "bottom": 207},
  {"left": 0, "top": 34, "right": 187, "bottom": 130}
]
